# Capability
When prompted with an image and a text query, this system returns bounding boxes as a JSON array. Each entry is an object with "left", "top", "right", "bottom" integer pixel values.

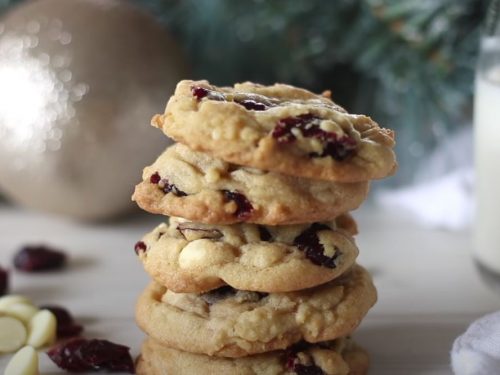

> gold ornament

[{"left": 0, "top": 0, "right": 188, "bottom": 220}]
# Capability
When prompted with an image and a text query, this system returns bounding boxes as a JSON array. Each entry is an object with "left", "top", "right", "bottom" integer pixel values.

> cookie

[
  {"left": 153, "top": 80, "right": 396, "bottom": 182},
  {"left": 132, "top": 143, "right": 369, "bottom": 225},
  {"left": 135, "top": 264, "right": 376, "bottom": 357},
  {"left": 136, "top": 337, "right": 369, "bottom": 375},
  {"left": 135, "top": 215, "right": 359, "bottom": 293}
]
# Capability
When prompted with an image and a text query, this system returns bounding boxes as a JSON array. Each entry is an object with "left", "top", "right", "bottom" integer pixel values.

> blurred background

[{"left": 0, "top": 0, "right": 488, "bottom": 222}]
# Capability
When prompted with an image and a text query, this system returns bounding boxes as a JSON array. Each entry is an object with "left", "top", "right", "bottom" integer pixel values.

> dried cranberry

[
  {"left": 234, "top": 98, "right": 268, "bottom": 111},
  {"left": 258, "top": 226, "right": 272, "bottom": 241},
  {"left": 159, "top": 179, "right": 187, "bottom": 197},
  {"left": 293, "top": 224, "right": 340, "bottom": 268},
  {"left": 47, "top": 338, "right": 135, "bottom": 373},
  {"left": 191, "top": 86, "right": 209, "bottom": 100},
  {"left": 13, "top": 245, "right": 66, "bottom": 272},
  {"left": 285, "top": 343, "right": 325, "bottom": 375},
  {"left": 272, "top": 114, "right": 357, "bottom": 161},
  {"left": 222, "top": 190, "right": 254, "bottom": 219},
  {"left": 149, "top": 172, "right": 161, "bottom": 184},
  {"left": 134, "top": 241, "right": 147, "bottom": 256},
  {"left": 311, "top": 135, "right": 357, "bottom": 161},
  {"left": 40, "top": 305, "right": 83, "bottom": 338},
  {"left": 200, "top": 286, "right": 236, "bottom": 304},
  {"left": 191, "top": 86, "right": 225, "bottom": 101},
  {"left": 272, "top": 120, "right": 297, "bottom": 143},
  {"left": 0, "top": 266, "right": 8, "bottom": 296}
]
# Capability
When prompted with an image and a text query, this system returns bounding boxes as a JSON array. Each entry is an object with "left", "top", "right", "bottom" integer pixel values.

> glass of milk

[{"left": 474, "top": 1, "right": 500, "bottom": 282}]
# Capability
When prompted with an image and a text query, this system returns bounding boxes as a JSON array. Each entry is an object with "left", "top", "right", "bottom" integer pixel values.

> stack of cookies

[{"left": 132, "top": 80, "right": 396, "bottom": 374}]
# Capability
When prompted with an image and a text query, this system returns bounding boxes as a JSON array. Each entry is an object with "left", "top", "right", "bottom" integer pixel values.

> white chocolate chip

[
  {"left": 179, "top": 240, "right": 208, "bottom": 269},
  {"left": 27, "top": 310, "right": 56, "bottom": 349},
  {"left": 0, "top": 316, "right": 27, "bottom": 353},
  {"left": 317, "top": 231, "right": 337, "bottom": 257},
  {"left": 211, "top": 128, "right": 221, "bottom": 140},
  {"left": 319, "top": 119, "right": 342, "bottom": 133},
  {"left": 4, "top": 346, "right": 39, "bottom": 375},
  {"left": 0, "top": 303, "right": 39, "bottom": 324},
  {"left": 309, "top": 138, "right": 323, "bottom": 153},
  {"left": 0, "top": 296, "right": 33, "bottom": 310},
  {"left": 179, "top": 240, "right": 235, "bottom": 269},
  {"left": 239, "top": 244, "right": 285, "bottom": 268},
  {"left": 290, "top": 127, "right": 302, "bottom": 138},
  {"left": 204, "top": 167, "right": 221, "bottom": 183}
]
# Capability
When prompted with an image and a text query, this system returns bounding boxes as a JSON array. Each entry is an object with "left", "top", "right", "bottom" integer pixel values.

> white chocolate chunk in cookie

[
  {"left": 0, "top": 316, "right": 27, "bottom": 353},
  {"left": 204, "top": 167, "right": 221, "bottom": 183},
  {"left": 179, "top": 240, "right": 235, "bottom": 269},
  {"left": 318, "top": 231, "right": 339, "bottom": 258},
  {"left": 238, "top": 244, "right": 285, "bottom": 268}
]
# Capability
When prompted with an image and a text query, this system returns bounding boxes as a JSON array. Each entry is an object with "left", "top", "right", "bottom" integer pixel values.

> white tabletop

[{"left": 0, "top": 203, "right": 498, "bottom": 374}]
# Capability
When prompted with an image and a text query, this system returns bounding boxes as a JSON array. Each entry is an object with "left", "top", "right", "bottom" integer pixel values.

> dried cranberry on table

[
  {"left": 47, "top": 338, "right": 135, "bottom": 373},
  {"left": 13, "top": 245, "right": 67, "bottom": 272}
]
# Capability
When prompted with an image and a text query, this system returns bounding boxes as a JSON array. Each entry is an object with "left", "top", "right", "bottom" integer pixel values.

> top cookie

[{"left": 153, "top": 80, "right": 396, "bottom": 182}]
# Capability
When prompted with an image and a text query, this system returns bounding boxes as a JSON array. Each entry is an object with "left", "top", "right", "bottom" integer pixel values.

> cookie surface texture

[{"left": 154, "top": 80, "right": 396, "bottom": 182}]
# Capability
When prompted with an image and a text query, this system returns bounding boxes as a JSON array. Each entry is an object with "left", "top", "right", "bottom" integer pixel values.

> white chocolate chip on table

[
  {"left": 27, "top": 309, "right": 57, "bottom": 348},
  {"left": 0, "top": 303, "right": 39, "bottom": 324},
  {"left": 4, "top": 346, "right": 39, "bottom": 375},
  {"left": 0, "top": 296, "right": 33, "bottom": 310},
  {"left": 0, "top": 316, "right": 27, "bottom": 353}
]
